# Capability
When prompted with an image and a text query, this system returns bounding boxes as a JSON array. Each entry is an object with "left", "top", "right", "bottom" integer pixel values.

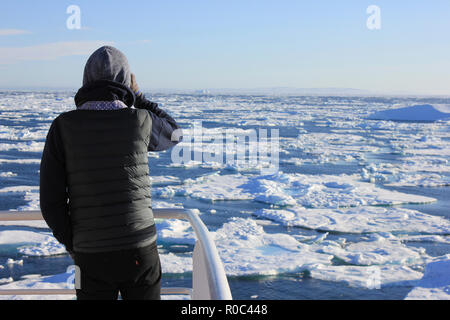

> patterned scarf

[{"left": 78, "top": 100, "right": 129, "bottom": 110}]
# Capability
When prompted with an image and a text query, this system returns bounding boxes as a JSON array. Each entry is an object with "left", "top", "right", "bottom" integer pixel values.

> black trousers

[{"left": 73, "top": 243, "right": 161, "bottom": 300}]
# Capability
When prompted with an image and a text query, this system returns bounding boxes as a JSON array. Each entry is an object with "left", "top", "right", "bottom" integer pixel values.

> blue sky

[{"left": 0, "top": 0, "right": 449, "bottom": 94}]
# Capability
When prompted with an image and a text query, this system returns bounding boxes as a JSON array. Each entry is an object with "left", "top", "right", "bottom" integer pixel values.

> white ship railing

[{"left": 0, "top": 208, "right": 233, "bottom": 300}]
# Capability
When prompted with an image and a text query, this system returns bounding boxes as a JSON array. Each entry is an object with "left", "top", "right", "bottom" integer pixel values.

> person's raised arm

[{"left": 131, "top": 73, "right": 182, "bottom": 151}]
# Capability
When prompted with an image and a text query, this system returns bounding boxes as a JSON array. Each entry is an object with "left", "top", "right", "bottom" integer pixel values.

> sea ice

[
  {"left": 159, "top": 253, "right": 193, "bottom": 274},
  {"left": 150, "top": 175, "right": 181, "bottom": 186},
  {"left": 398, "top": 235, "right": 450, "bottom": 245},
  {"left": 255, "top": 206, "right": 450, "bottom": 234},
  {"left": 284, "top": 132, "right": 379, "bottom": 164},
  {"left": 156, "top": 171, "right": 436, "bottom": 208},
  {"left": 0, "top": 186, "right": 39, "bottom": 193},
  {"left": 309, "top": 264, "right": 423, "bottom": 289},
  {"left": 6, "top": 258, "right": 23, "bottom": 266},
  {"left": 361, "top": 160, "right": 450, "bottom": 187},
  {"left": 157, "top": 217, "right": 336, "bottom": 276},
  {"left": 384, "top": 173, "right": 450, "bottom": 187},
  {"left": 0, "top": 277, "right": 13, "bottom": 284},
  {"left": 156, "top": 219, "right": 196, "bottom": 245},
  {"left": 317, "top": 233, "right": 428, "bottom": 266},
  {"left": 405, "top": 255, "right": 450, "bottom": 300},
  {"left": 0, "top": 141, "right": 44, "bottom": 152},
  {"left": 0, "top": 92, "right": 449, "bottom": 299},
  {"left": 278, "top": 173, "right": 435, "bottom": 208},
  {"left": 0, "top": 158, "right": 41, "bottom": 165},
  {"left": 390, "top": 130, "right": 450, "bottom": 157},
  {"left": 213, "top": 217, "right": 333, "bottom": 276},
  {"left": 18, "top": 236, "right": 66, "bottom": 257},
  {"left": 0, "top": 125, "right": 48, "bottom": 141},
  {"left": 0, "top": 230, "right": 53, "bottom": 246},
  {"left": 0, "top": 273, "right": 75, "bottom": 300},
  {"left": 155, "top": 172, "right": 254, "bottom": 202},
  {"left": 0, "top": 172, "right": 17, "bottom": 177}
]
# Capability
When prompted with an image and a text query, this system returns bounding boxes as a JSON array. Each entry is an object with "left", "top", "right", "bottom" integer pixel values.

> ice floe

[
  {"left": 156, "top": 172, "right": 254, "bottom": 202},
  {"left": 6, "top": 258, "right": 23, "bottom": 266},
  {"left": 361, "top": 156, "right": 450, "bottom": 187},
  {"left": 0, "top": 277, "right": 13, "bottom": 284},
  {"left": 309, "top": 264, "right": 423, "bottom": 289},
  {"left": 213, "top": 217, "right": 333, "bottom": 276},
  {"left": 0, "top": 229, "right": 66, "bottom": 257},
  {"left": 159, "top": 171, "right": 436, "bottom": 208},
  {"left": 0, "top": 172, "right": 17, "bottom": 178},
  {"left": 0, "top": 141, "right": 44, "bottom": 152},
  {"left": 150, "top": 175, "right": 182, "bottom": 186},
  {"left": 398, "top": 235, "right": 450, "bottom": 245},
  {"left": 0, "top": 273, "right": 75, "bottom": 300},
  {"left": 0, "top": 271, "right": 188, "bottom": 300},
  {"left": 159, "top": 253, "right": 192, "bottom": 274},
  {"left": 255, "top": 206, "right": 450, "bottom": 234},
  {"left": 0, "top": 186, "right": 39, "bottom": 193},
  {"left": 0, "top": 230, "right": 52, "bottom": 246},
  {"left": 318, "top": 233, "right": 428, "bottom": 266},
  {"left": 0, "top": 125, "right": 48, "bottom": 141},
  {"left": 0, "top": 158, "right": 41, "bottom": 164},
  {"left": 156, "top": 219, "right": 196, "bottom": 245},
  {"left": 405, "top": 255, "right": 450, "bottom": 300},
  {"left": 389, "top": 130, "right": 450, "bottom": 158},
  {"left": 17, "top": 237, "right": 66, "bottom": 257},
  {"left": 284, "top": 132, "right": 379, "bottom": 164}
]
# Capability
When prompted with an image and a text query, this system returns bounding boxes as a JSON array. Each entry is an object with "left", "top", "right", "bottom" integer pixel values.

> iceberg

[{"left": 368, "top": 104, "right": 450, "bottom": 122}]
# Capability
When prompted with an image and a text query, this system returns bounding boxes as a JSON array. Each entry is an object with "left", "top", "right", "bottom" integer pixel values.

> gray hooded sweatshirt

[{"left": 83, "top": 46, "right": 132, "bottom": 87}]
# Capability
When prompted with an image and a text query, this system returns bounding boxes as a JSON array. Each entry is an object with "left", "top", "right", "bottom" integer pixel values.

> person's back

[
  {"left": 39, "top": 46, "right": 182, "bottom": 300},
  {"left": 58, "top": 108, "right": 155, "bottom": 252}
]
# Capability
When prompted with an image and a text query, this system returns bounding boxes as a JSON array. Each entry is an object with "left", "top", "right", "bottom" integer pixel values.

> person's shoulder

[
  {"left": 55, "top": 109, "right": 78, "bottom": 121},
  {"left": 130, "top": 107, "right": 148, "bottom": 115},
  {"left": 130, "top": 107, "right": 151, "bottom": 121},
  {"left": 50, "top": 110, "right": 83, "bottom": 131},
  {"left": 124, "top": 108, "right": 151, "bottom": 130}
]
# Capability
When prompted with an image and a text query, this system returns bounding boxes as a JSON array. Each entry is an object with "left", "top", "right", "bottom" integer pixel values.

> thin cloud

[
  {"left": 0, "top": 41, "right": 114, "bottom": 64},
  {"left": 0, "top": 29, "right": 31, "bottom": 36},
  {"left": 120, "top": 39, "right": 151, "bottom": 46}
]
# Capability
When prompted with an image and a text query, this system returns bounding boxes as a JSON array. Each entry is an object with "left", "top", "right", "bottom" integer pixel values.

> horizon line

[{"left": 0, "top": 86, "right": 449, "bottom": 98}]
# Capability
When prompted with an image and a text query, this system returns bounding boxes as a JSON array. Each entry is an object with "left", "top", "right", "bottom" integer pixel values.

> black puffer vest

[{"left": 56, "top": 91, "right": 156, "bottom": 253}]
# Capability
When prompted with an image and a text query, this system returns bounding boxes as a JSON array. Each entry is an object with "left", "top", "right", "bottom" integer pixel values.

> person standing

[{"left": 39, "top": 46, "right": 182, "bottom": 300}]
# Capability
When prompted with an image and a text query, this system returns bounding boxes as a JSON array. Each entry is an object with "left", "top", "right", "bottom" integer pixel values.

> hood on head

[{"left": 82, "top": 46, "right": 131, "bottom": 88}]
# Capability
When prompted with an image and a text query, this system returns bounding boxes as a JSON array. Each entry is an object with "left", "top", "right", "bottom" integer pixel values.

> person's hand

[{"left": 130, "top": 73, "right": 142, "bottom": 97}]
